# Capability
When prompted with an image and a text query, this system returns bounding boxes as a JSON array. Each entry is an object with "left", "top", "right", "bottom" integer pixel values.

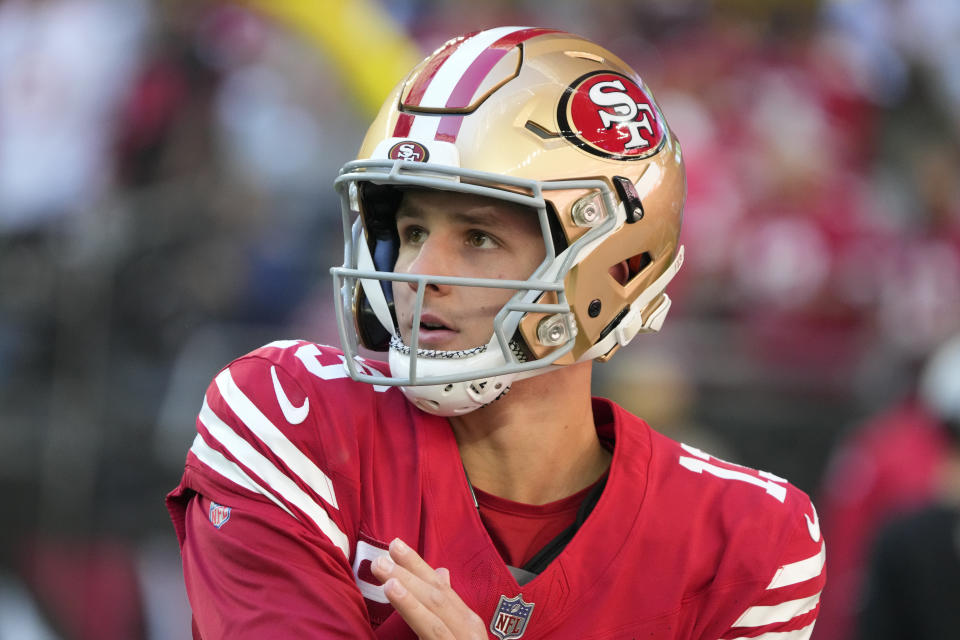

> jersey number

[
  {"left": 678, "top": 444, "right": 787, "bottom": 503},
  {"left": 293, "top": 343, "right": 389, "bottom": 392}
]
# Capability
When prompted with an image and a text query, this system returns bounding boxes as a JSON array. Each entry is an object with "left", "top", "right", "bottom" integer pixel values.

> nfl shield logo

[
  {"left": 208, "top": 502, "right": 231, "bottom": 529},
  {"left": 490, "top": 594, "right": 535, "bottom": 640}
]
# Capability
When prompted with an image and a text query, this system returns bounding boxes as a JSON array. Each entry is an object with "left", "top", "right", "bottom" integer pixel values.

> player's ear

[{"left": 608, "top": 260, "right": 629, "bottom": 286}]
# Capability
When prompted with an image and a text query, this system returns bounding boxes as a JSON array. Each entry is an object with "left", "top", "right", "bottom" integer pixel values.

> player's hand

[{"left": 371, "top": 538, "right": 487, "bottom": 640}]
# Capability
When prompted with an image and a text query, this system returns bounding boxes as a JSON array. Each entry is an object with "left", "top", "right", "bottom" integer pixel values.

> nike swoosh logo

[
  {"left": 804, "top": 504, "right": 821, "bottom": 542},
  {"left": 271, "top": 365, "right": 309, "bottom": 424}
]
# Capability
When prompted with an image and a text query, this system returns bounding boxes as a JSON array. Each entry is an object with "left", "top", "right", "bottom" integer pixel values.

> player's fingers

[
  {"left": 382, "top": 578, "right": 456, "bottom": 640},
  {"left": 371, "top": 548, "right": 486, "bottom": 639},
  {"left": 429, "top": 566, "right": 486, "bottom": 637},
  {"left": 387, "top": 541, "right": 480, "bottom": 625},
  {"left": 387, "top": 538, "right": 437, "bottom": 581},
  {"left": 435, "top": 566, "right": 451, "bottom": 588},
  {"left": 385, "top": 576, "right": 486, "bottom": 640},
  {"left": 372, "top": 554, "right": 451, "bottom": 614}
]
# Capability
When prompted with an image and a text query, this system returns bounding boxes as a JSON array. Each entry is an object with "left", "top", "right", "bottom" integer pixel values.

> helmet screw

[
  {"left": 588, "top": 299, "right": 602, "bottom": 317},
  {"left": 572, "top": 194, "right": 605, "bottom": 227},
  {"left": 537, "top": 314, "right": 569, "bottom": 347}
]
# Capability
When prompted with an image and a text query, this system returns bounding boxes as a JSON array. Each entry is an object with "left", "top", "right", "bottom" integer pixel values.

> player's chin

[{"left": 415, "top": 328, "right": 462, "bottom": 349}]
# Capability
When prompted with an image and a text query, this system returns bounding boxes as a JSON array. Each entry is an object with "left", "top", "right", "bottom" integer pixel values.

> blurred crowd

[{"left": 0, "top": 0, "right": 958, "bottom": 638}]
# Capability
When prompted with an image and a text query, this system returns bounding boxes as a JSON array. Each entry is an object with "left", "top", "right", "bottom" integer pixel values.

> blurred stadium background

[{"left": 0, "top": 0, "right": 958, "bottom": 638}]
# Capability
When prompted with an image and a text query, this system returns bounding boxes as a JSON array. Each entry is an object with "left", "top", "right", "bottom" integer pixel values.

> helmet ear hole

[
  {"left": 627, "top": 252, "right": 652, "bottom": 282},
  {"left": 609, "top": 252, "right": 652, "bottom": 286},
  {"left": 609, "top": 261, "right": 629, "bottom": 286}
]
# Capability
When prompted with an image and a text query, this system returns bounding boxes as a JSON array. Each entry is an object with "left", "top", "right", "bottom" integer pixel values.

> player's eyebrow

[
  {"left": 449, "top": 209, "right": 508, "bottom": 227},
  {"left": 395, "top": 206, "right": 509, "bottom": 227}
]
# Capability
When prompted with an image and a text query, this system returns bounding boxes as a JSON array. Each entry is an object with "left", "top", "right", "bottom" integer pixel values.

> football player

[{"left": 168, "top": 27, "right": 825, "bottom": 639}]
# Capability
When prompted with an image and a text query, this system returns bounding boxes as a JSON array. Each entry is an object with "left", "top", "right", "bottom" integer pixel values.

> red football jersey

[{"left": 167, "top": 340, "right": 825, "bottom": 639}]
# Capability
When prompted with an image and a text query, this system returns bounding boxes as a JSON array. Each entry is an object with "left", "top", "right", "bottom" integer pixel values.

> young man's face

[{"left": 390, "top": 189, "right": 546, "bottom": 351}]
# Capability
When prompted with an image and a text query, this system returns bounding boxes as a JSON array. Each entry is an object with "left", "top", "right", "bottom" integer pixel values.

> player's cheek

[
  {"left": 391, "top": 282, "right": 412, "bottom": 322},
  {"left": 473, "top": 287, "right": 515, "bottom": 321}
]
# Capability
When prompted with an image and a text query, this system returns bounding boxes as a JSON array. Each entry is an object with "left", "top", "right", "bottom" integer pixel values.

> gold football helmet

[{"left": 332, "top": 26, "right": 685, "bottom": 415}]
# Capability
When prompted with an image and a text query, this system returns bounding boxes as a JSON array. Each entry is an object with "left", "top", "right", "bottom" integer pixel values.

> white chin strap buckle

[
  {"left": 613, "top": 293, "right": 672, "bottom": 347},
  {"left": 638, "top": 294, "right": 672, "bottom": 334}
]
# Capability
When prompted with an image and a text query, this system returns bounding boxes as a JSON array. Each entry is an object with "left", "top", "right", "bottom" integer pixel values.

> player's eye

[
  {"left": 400, "top": 225, "right": 427, "bottom": 245},
  {"left": 466, "top": 230, "right": 499, "bottom": 249}
]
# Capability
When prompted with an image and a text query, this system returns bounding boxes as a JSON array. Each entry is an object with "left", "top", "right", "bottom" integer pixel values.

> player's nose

[{"left": 403, "top": 234, "right": 456, "bottom": 295}]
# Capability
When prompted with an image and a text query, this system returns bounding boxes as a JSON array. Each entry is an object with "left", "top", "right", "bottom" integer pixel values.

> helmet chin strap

[{"left": 388, "top": 336, "right": 540, "bottom": 416}]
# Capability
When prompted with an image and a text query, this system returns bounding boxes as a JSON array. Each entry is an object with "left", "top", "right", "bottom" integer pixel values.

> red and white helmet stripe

[{"left": 393, "top": 27, "right": 559, "bottom": 142}]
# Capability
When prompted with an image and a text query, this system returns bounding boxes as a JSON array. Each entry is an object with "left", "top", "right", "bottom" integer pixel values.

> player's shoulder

[
  {"left": 647, "top": 430, "right": 823, "bottom": 570},
  {"left": 181, "top": 340, "right": 397, "bottom": 557},
  {"left": 234, "top": 339, "right": 389, "bottom": 386},
  {"left": 222, "top": 339, "right": 398, "bottom": 410},
  {"left": 651, "top": 431, "right": 811, "bottom": 511},
  {"left": 653, "top": 436, "right": 825, "bottom": 637},
  {"left": 194, "top": 340, "right": 408, "bottom": 478}
]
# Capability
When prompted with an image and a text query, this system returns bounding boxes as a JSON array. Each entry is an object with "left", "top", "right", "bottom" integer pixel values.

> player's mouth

[{"left": 410, "top": 313, "right": 459, "bottom": 348}]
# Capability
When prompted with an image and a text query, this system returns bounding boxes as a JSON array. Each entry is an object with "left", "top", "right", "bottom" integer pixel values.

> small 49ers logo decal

[
  {"left": 388, "top": 140, "right": 430, "bottom": 162},
  {"left": 558, "top": 71, "right": 665, "bottom": 160}
]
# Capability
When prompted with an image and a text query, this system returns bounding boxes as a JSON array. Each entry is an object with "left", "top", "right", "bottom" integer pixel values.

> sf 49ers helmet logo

[
  {"left": 558, "top": 71, "right": 665, "bottom": 160},
  {"left": 388, "top": 140, "right": 430, "bottom": 162}
]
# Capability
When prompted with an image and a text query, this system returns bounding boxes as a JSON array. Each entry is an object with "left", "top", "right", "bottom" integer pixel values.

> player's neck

[{"left": 448, "top": 362, "right": 610, "bottom": 505}]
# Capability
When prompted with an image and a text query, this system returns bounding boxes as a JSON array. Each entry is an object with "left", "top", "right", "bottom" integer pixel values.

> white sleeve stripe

[
  {"left": 727, "top": 619, "right": 816, "bottom": 640},
  {"left": 189, "top": 434, "right": 296, "bottom": 519},
  {"left": 767, "top": 543, "right": 826, "bottom": 589},
  {"left": 733, "top": 592, "right": 820, "bottom": 628},
  {"left": 215, "top": 367, "right": 339, "bottom": 510},
  {"left": 198, "top": 399, "right": 350, "bottom": 559}
]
